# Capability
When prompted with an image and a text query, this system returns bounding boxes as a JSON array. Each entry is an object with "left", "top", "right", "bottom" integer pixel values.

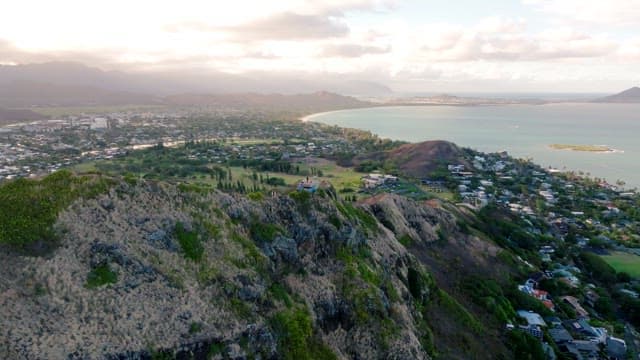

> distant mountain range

[
  {"left": 593, "top": 87, "right": 640, "bottom": 103},
  {"left": 0, "top": 62, "right": 391, "bottom": 107},
  {"left": 1, "top": 62, "right": 638, "bottom": 109},
  {"left": 164, "top": 91, "right": 369, "bottom": 112},
  {"left": 0, "top": 107, "right": 47, "bottom": 125}
]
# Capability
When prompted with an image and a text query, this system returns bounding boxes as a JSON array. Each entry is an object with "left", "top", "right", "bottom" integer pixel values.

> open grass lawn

[
  {"left": 601, "top": 251, "right": 640, "bottom": 278},
  {"left": 225, "top": 159, "right": 364, "bottom": 192}
]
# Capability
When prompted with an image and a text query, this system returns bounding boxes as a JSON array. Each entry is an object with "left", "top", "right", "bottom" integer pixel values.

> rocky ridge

[{"left": 1, "top": 178, "right": 512, "bottom": 359}]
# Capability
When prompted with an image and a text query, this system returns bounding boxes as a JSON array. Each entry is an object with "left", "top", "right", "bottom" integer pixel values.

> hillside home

[{"left": 561, "top": 296, "right": 589, "bottom": 318}]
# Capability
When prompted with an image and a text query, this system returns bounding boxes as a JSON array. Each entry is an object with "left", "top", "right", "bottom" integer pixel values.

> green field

[
  {"left": 73, "top": 155, "right": 366, "bottom": 198},
  {"left": 601, "top": 251, "right": 640, "bottom": 278},
  {"left": 225, "top": 159, "right": 364, "bottom": 196}
]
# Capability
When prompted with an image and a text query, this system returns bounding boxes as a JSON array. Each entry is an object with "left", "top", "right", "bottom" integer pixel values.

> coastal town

[
  {"left": 1, "top": 107, "right": 640, "bottom": 359},
  {"left": 0, "top": 108, "right": 392, "bottom": 180}
]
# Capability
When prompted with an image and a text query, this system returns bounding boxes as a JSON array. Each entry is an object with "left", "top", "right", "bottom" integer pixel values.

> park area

[{"left": 601, "top": 251, "right": 640, "bottom": 278}]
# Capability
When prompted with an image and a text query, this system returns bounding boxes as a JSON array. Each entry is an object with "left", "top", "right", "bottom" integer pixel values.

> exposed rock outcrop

[{"left": 0, "top": 180, "right": 511, "bottom": 359}]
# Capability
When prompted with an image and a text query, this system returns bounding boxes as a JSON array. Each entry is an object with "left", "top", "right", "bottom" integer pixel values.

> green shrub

[
  {"left": 249, "top": 222, "right": 282, "bottom": 243},
  {"left": 407, "top": 267, "right": 434, "bottom": 304},
  {"left": 230, "top": 232, "right": 268, "bottom": 271},
  {"left": 208, "top": 342, "right": 224, "bottom": 357},
  {"left": 270, "top": 308, "right": 336, "bottom": 360},
  {"left": 0, "top": 170, "right": 114, "bottom": 251},
  {"left": 288, "top": 190, "right": 312, "bottom": 210},
  {"left": 266, "top": 177, "right": 287, "bottom": 186},
  {"left": 506, "top": 330, "right": 545, "bottom": 360},
  {"left": 247, "top": 191, "right": 265, "bottom": 201},
  {"left": 175, "top": 222, "right": 204, "bottom": 261},
  {"left": 229, "top": 298, "right": 253, "bottom": 319},
  {"left": 86, "top": 263, "right": 118, "bottom": 288},
  {"left": 336, "top": 202, "right": 377, "bottom": 233},
  {"left": 399, "top": 234, "right": 414, "bottom": 246},
  {"left": 270, "top": 283, "right": 293, "bottom": 307},
  {"left": 189, "top": 322, "right": 203, "bottom": 334},
  {"left": 328, "top": 214, "right": 342, "bottom": 229},
  {"left": 436, "top": 289, "right": 483, "bottom": 333}
]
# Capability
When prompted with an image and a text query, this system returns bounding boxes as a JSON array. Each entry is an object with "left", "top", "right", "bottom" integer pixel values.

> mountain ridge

[
  {"left": 0, "top": 107, "right": 48, "bottom": 124},
  {"left": 0, "top": 62, "right": 392, "bottom": 107},
  {"left": 593, "top": 86, "right": 640, "bottom": 103}
]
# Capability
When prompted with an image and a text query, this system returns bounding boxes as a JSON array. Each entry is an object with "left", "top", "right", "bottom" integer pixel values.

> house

[
  {"left": 549, "top": 326, "right": 573, "bottom": 344},
  {"left": 564, "top": 318, "right": 607, "bottom": 343},
  {"left": 528, "top": 271, "right": 549, "bottom": 288},
  {"left": 361, "top": 173, "right": 398, "bottom": 189},
  {"left": 519, "top": 324, "right": 544, "bottom": 339},
  {"left": 517, "top": 310, "right": 547, "bottom": 327},
  {"left": 563, "top": 340, "right": 600, "bottom": 360},
  {"left": 297, "top": 177, "right": 319, "bottom": 193},
  {"left": 545, "top": 316, "right": 563, "bottom": 327},
  {"left": 619, "top": 289, "right": 639, "bottom": 299},
  {"left": 519, "top": 280, "right": 555, "bottom": 311},
  {"left": 606, "top": 336, "right": 627, "bottom": 359},
  {"left": 584, "top": 290, "right": 600, "bottom": 308},
  {"left": 539, "top": 190, "right": 555, "bottom": 202},
  {"left": 543, "top": 343, "right": 557, "bottom": 360},
  {"left": 561, "top": 296, "right": 589, "bottom": 318}
]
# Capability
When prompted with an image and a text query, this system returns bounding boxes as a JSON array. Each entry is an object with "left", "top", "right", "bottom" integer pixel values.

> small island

[{"left": 549, "top": 144, "right": 617, "bottom": 153}]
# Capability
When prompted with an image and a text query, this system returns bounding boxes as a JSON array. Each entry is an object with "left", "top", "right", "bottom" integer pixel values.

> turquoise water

[{"left": 308, "top": 103, "right": 640, "bottom": 188}]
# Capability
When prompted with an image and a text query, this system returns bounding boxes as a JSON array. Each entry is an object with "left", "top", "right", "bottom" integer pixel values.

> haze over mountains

[
  {"left": 0, "top": 62, "right": 638, "bottom": 110},
  {"left": 0, "top": 62, "right": 391, "bottom": 108}
]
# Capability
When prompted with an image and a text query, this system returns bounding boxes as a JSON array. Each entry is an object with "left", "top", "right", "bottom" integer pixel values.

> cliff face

[{"left": 0, "top": 180, "right": 511, "bottom": 359}]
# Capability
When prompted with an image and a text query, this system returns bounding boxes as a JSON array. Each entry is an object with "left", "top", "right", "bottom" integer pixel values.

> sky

[{"left": 1, "top": 0, "right": 639, "bottom": 93}]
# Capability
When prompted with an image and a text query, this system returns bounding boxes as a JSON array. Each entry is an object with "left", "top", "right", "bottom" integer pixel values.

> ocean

[{"left": 307, "top": 103, "right": 640, "bottom": 189}]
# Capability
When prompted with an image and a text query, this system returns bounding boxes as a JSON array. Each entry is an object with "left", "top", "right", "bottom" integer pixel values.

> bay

[{"left": 307, "top": 103, "right": 640, "bottom": 189}]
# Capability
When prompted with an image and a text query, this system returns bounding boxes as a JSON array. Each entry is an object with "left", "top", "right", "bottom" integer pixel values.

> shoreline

[
  {"left": 300, "top": 108, "right": 360, "bottom": 122},
  {"left": 298, "top": 101, "right": 605, "bottom": 123}
]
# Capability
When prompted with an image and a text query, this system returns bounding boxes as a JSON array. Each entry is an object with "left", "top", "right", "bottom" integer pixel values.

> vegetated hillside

[
  {"left": 593, "top": 86, "right": 640, "bottom": 103},
  {"left": 0, "top": 172, "right": 533, "bottom": 360},
  {"left": 0, "top": 106, "right": 48, "bottom": 125},
  {"left": 354, "top": 140, "right": 472, "bottom": 177},
  {"left": 164, "top": 91, "right": 371, "bottom": 112}
]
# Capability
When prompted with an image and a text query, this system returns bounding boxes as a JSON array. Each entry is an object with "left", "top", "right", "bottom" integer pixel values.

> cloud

[
  {"left": 617, "top": 37, "right": 640, "bottom": 60},
  {"left": 321, "top": 44, "right": 390, "bottom": 57},
  {"left": 524, "top": 0, "right": 640, "bottom": 26},
  {"left": 167, "top": 12, "right": 350, "bottom": 41},
  {"left": 414, "top": 19, "right": 618, "bottom": 62},
  {"left": 0, "top": 38, "right": 115, "bottom": 66},
  {"left": 224, "top": 12, "right": 350, "bottom": 40},
  {"left": 298, "top": 0, "right": 398, "bottom": 16}
]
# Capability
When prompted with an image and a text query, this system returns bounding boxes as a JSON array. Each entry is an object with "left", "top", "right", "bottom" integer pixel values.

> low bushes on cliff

[{"left": 0, "top": 170, "right": 114, "bottom": 252}]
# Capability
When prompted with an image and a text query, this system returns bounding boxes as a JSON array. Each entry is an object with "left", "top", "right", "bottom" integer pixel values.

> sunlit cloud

[{"left": 0, "top": 0, "right": 638, "bottom": 92}]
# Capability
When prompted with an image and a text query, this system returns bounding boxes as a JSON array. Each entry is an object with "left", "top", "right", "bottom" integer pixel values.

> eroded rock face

[
  {"left": 365, "top": 194, "right": 457, "bottom": 244},
  {"left": 0, "top": 183, "right": 456, "bottom": 360}
]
